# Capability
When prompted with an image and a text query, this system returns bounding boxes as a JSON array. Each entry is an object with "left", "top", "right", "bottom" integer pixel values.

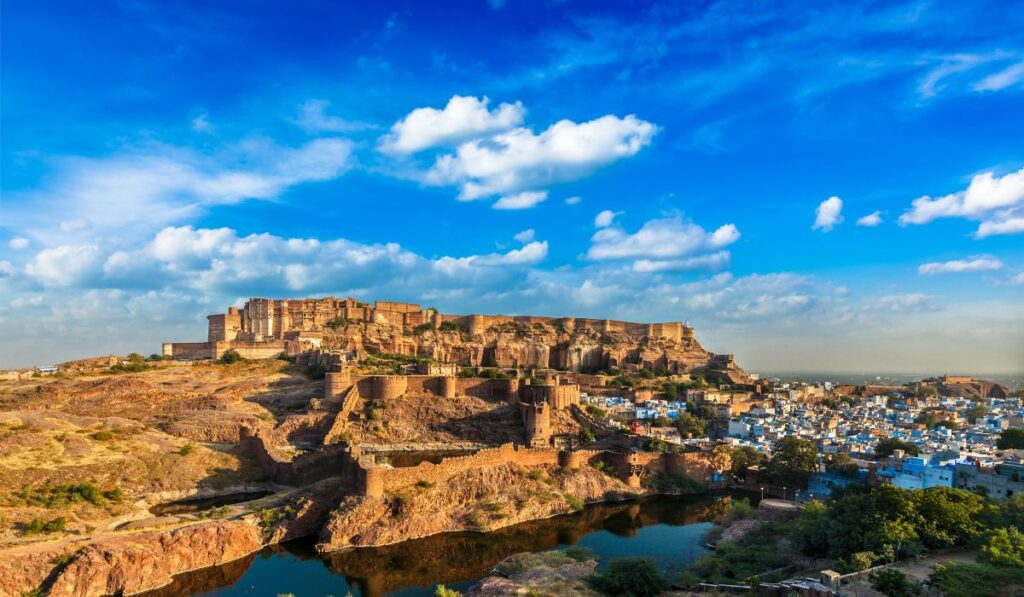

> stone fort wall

[{"left": 192, "top": 297, "right": 692, "bottom": 345}]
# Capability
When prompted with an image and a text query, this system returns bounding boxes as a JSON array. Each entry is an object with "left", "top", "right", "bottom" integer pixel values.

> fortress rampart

[
  {"left": 240, "top": 424, "right": 729, "bottom": 499},
  {"left": 166, "top": 297, "right": 696, "bottom": 359}
]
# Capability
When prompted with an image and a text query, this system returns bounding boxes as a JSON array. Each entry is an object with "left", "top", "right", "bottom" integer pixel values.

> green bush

[
  {"left": 869, "top": 568, "right": 920, "bottom": 597},
  {"left": 90, "top": 429, "right": 115, "bottom": 441},
  {"left": 178, "top": 443, "right": 195, "bottom": 456},
  {"left": 412, "top": 322, "right": 436, "bottom": 335},
  {"left": 565, "top": 495, "right": 585, "bottom": 511},
  {"left": 217, "top": 349, "right": 244, "bottom": 364},
  {"left": 979, "top": 527, "right": 1024, "bottom": 567},
  {"left": 928, "top": 561, "right": 1024, "bottom": 597},
  {"left": 25, "top": 516, "right": 66, "bottom": 534},
  {"left": 109, "top": 360, "right": 151, "bottom": 374},
  {"left": 433, "top": 585, "right": 461, "bottom": 597},
  {"left": 9, "top": 483, "right": 123, "bottom": 509},
  {"left": 590, "top": 557, "right": 668, "bottom": 597},
  {"left": 563, "top": 545, "right": 594, "bottom": 561}
]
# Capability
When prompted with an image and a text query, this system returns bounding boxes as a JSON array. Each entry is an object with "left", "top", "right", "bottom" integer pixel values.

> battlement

[{"left": 195, "top": 297, "right": 692, "bottom": 344}]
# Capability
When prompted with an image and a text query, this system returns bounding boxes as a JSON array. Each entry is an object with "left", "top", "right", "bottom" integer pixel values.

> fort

[
  {"left": 161, "top": 297, "right": 747, "bottom": 384},
  {"left": 163, "top": 297, "right": 693, "bottom": 359}
]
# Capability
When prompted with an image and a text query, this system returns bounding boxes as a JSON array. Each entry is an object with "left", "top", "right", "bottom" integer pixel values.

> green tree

[
  {"left": 433, "top": 585, "right": 462, "bottom": 597},
  {"left": 914, "top": 410, "right": 938, "bottom": 428},
  {"left": 729, "top": 446, "right": 765, "bottom": 477},
  {"left": 910, "top": 486, "right": 989, "bottom": 548},
  {"left": 590, "top": 557, "right": 668, "bottom": 597},
  {"left": 869, "top": 568, "right": 920, "bottom": 597},
  {"left": 579, "top": 427, "right": 596, "bottom": 444},
  {"left": 979, "top": 527, "right": 1024, "bottom": 567},
  {"left": 997, "top": 428, "right": 1024, "bottom": 450},
  {"left": 824, "top": 452, "right": 860, "bottom": 477},
  {"left": 964, "top": 405, "right": 990, "bottom": 424},
  {"left": 875, "top": 438, "right": 920, "bottom": 458},
  {"left": 767, "top": 437, "right": 818, "bottom": 488},
  {"left": 676, "top": 413, "right": 706, "bottom": 439}
]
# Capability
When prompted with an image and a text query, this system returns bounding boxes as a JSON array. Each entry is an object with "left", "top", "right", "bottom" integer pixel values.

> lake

[{"left": 146, "top": 492, "right": 744, "bottom": 597}]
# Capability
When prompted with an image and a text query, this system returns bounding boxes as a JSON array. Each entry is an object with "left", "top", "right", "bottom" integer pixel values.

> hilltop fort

[{"left": 163, "top": 297, "right": 748, "bottom": 383}]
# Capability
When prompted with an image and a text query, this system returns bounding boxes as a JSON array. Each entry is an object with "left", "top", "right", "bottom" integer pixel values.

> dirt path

[{"left": 841, "top": 547, "right": 975, "bottom": 596}]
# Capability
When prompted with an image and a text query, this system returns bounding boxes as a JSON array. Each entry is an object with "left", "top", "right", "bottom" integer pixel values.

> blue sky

[{"left": 1, "top": 0, "right": 1022, "bottom": 373}]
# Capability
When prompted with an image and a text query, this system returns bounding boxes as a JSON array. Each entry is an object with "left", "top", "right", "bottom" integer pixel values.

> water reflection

[{"left": 146, "top": 493, "right": 735, "bottom": 597}]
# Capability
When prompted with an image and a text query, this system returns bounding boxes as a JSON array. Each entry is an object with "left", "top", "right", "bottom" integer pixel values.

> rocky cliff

[
  {"left": 318, "top": 462, "right": 641, "bottom": 552},
  {"left": 320, "top": 320, "right": 745, "bottom": 378}
]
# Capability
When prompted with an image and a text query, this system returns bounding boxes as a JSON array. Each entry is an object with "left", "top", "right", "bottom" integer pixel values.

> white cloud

[
  {"left": 1009, "top": 272, "right": 1024, "bottom": 286},
  {"left": 973, "top": 61, "right": 1024, "bottom": 92},
  {"left": 918, "top": 53, "right": 996, "bottom": 98},
  {"left": 862, "top": 293, "right": 940, "bottom": 313},
  {"left": 190, "top": 112, "right": 213, "bottom": 133},
  {"left": 0, "top": 261, "right": 12, "bottom": 277},
  {"left": 632, "top": 251, "right": 731, "bottom": 272},
  {"left": 296, "top": 99, "right": 374, "bottom": 134},
  {"left": 586, "top": 215, "right": 738, "bottom": 273},
  {"left": 975, "top": 217, "right": 1024, "bottom": 238},
  {"left": 470, "top": 241, "right": 548, "bottom": 266},
  {"left": 708, "top": 223, "right": 741, "bottom": 247},
  {"left": 23, "top": 225, "right": 549, "bottom": 297},
  {"left": 426, "top": 114, "right": 657, "bottom": 200},
  {"left": 594, "top": 209, "right": 617, "bottom": 228},
  {"left": 25, "top": 245, "right": 103, "bottom": 286},
  {"left": 856, "top": 210, "right": 883, "bottom": 227},
  {"left": 492, "top": 191, "right": 548, "bottom": 210},
  {"left": 379, "top": 95, "right": 524, "bottom": 154},
  {"left": 918, "top": 256, "right": 1004, "bottom": 275},
  {"left": 6, "top": 138, "right": 355, "bottom": 245},
  {"left": 513, "top": 229, "right": 535, "bottom": 243},
  {"left": 899, "top": 167, "right": 1024, "bottom": 237},
  {"left": 812, "top": 196, "right": 843, "bottom": 231},
  {"left": 7, "top": 237, "right": 29, "bottom": 250},
  {"left": 564, "top": 196, "right": 582, "bottom": 205}
]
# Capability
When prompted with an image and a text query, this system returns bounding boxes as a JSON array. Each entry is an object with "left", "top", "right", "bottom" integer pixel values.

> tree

[
  {"left": 590, "top": 557, "right": 668, "bottom": 597},
  {"left": 869, "top": 568, "right": 920, "bottom": 597},
  {"left": 875, "top": 438, "right": 920, "bottom": 458},
  {"left": 767, "top": 437, "right": 818, "bottom": 488},
  {"left": 126, "top": 352, "right": 145, "bottom": 363},
  {"left": 730, "top": 446, "right": 765, "bottom": 477},
  {"left": 914, "top": 411, "right": 938, "bottom": 429},
  {"left": 433, "top": 585, "right": 462, "bottom": 597},
  {"left": 579, "top": 427, "right": 596, "bottom": 444},
  {"left": 996, "top": 429, "right": 1024, "bottom": 450},
  {"left": 965, "top": 405, "right": 990, "bottom": 424},
  {"left": 824, "top": 452, "right": 860, "bottom": 478},
  {"left": 979, "top": 527, "right": 1024, "bottom": 568},
  {"left": 676, "top": 413, "right": 706, "bottom": 439}
]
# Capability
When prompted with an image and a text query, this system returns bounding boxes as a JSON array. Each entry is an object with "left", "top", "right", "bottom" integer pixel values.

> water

[{"left": 145, "top": 493, "right": 743, "bottom": 597}]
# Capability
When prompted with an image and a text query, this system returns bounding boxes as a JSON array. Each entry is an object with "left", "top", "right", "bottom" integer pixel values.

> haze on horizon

[{"left": 1, "top": 0, "right": 1022, "bottom": 374}]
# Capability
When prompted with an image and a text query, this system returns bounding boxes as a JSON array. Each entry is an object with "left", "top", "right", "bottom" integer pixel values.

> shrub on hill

[{"left": 590, "top": 557, "right": 668, "bottom": 597}]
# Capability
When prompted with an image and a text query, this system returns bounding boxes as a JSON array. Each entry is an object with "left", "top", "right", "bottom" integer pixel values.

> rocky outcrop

[
  {"left": 2, "top": 479, "right": 344, "bottom": 596},
  {"left": 936, "top": 379, "right": 1011, "bottom": 400},
  {"left": 7, "top": 521, "right": 265, "bottom": 597},
  {"left": 318, "top": 462, "right": 638, "bottom": 551},
  {"left": 466, "top": 550, "right": 601, "bottom": 597},
  {"left": 320, "top": 320, "right": 742, "bottom": 377}
]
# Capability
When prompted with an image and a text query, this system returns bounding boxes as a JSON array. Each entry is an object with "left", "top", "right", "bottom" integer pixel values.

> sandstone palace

[{"left": 164, "top": 297, "right": 748, "bottom": 383}]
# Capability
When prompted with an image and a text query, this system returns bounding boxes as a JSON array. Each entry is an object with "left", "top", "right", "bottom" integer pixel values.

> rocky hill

[{"left": 319, "top": 319, "right": 747, "bottom": 381}]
